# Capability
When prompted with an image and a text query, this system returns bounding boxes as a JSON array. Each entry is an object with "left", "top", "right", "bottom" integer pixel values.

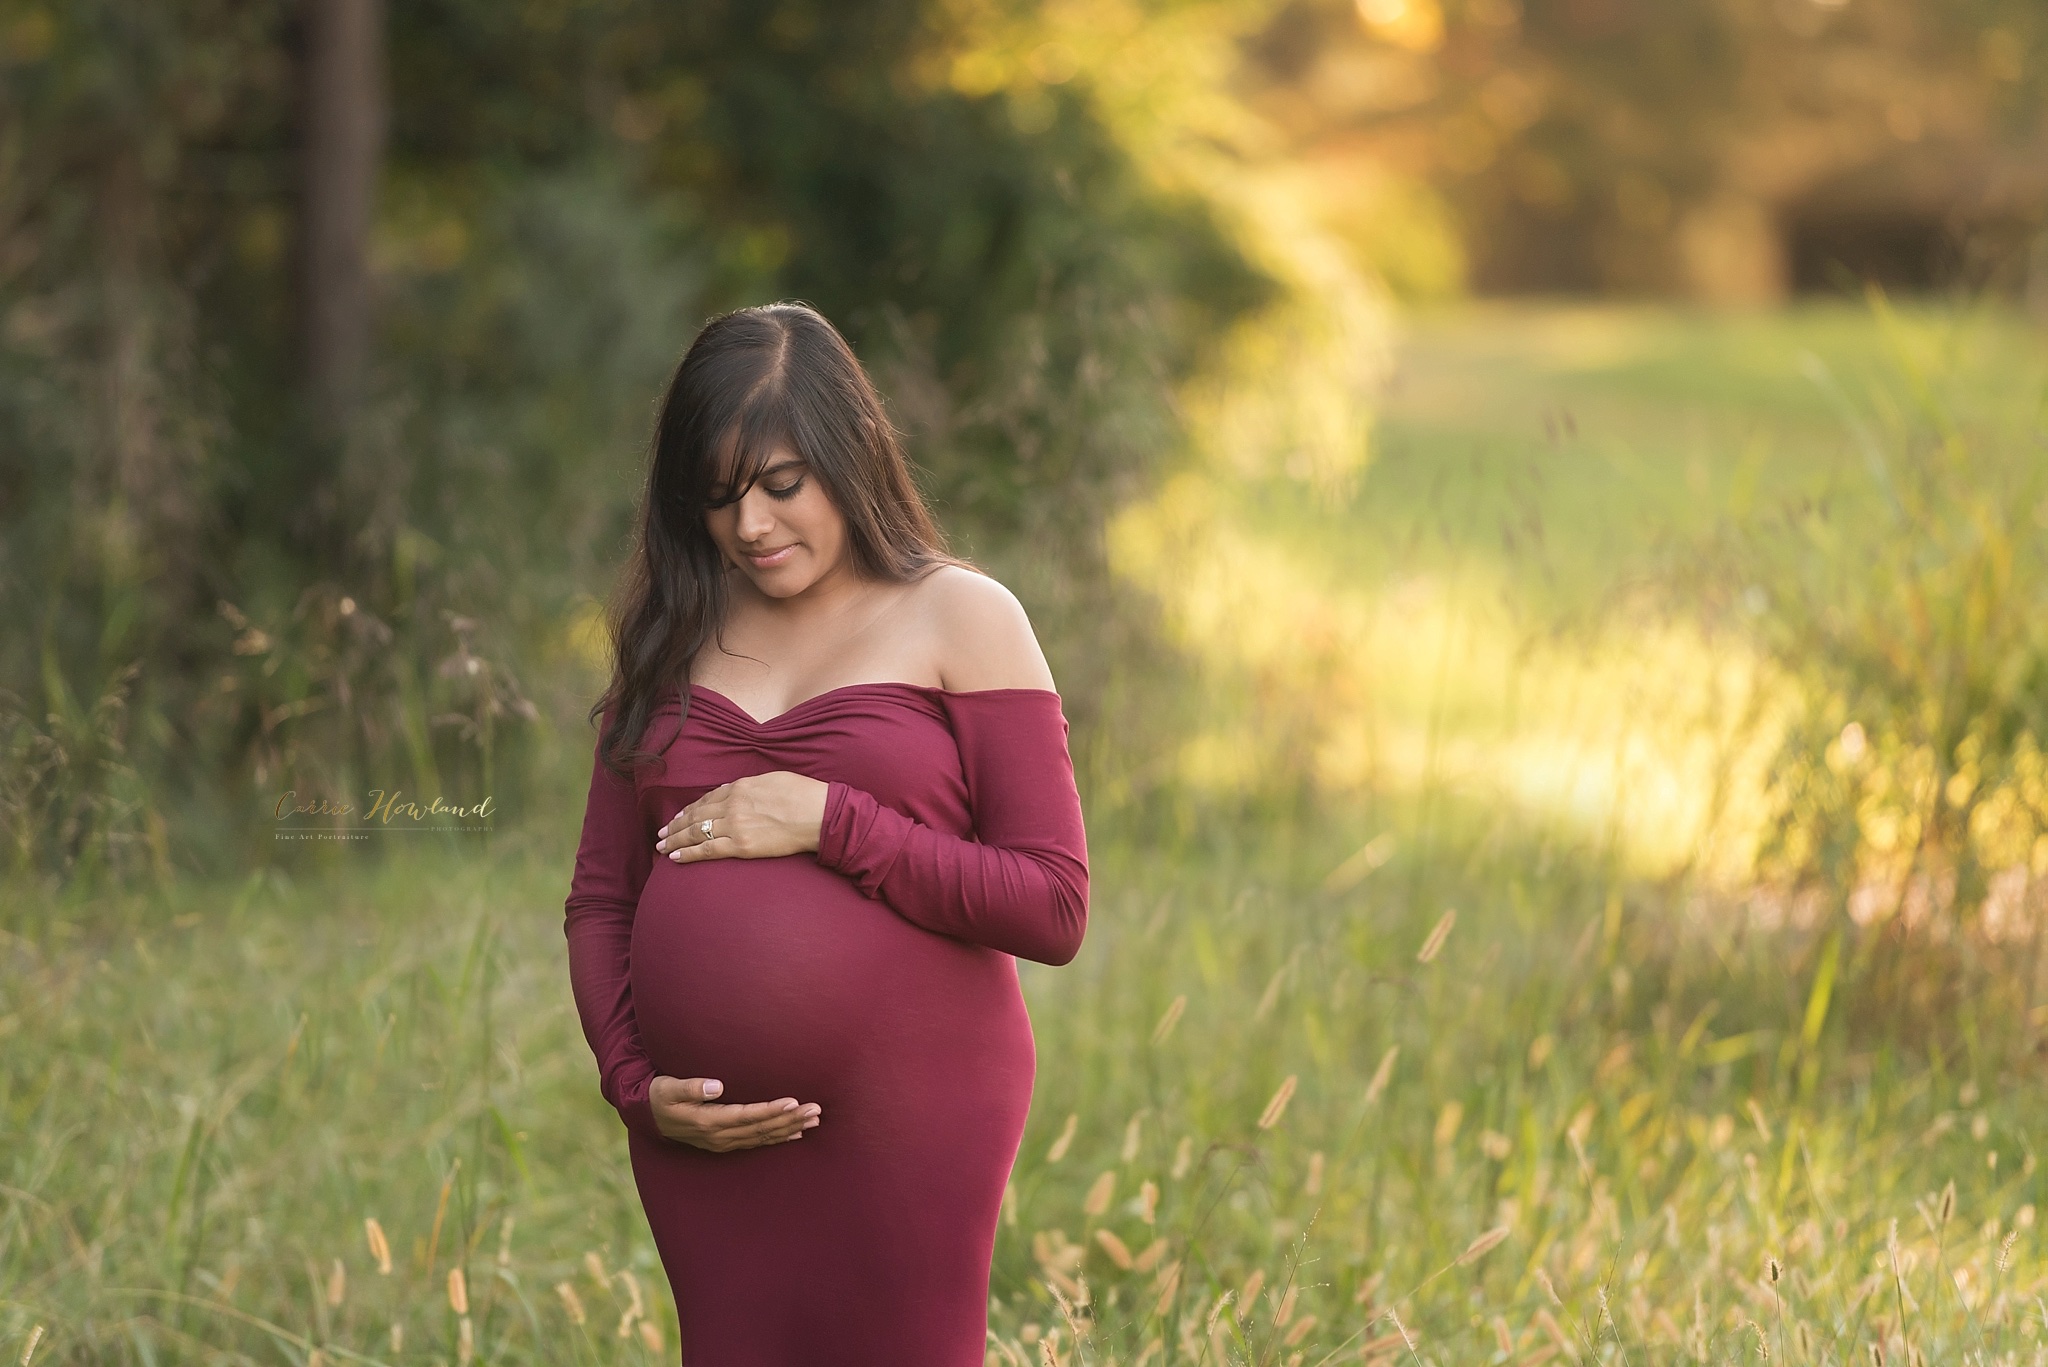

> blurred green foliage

[
  {"left": 0, "top": 0, "right": 1276, "bottom": 885},
  {"left": 1726, "top": 292, "right": 2048, "bottom": 923}
]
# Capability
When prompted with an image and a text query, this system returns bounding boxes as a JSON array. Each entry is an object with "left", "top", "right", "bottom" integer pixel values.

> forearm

[
  {"left": 563, "top": 712, "right": 665, "bottom": 1142},
  {"left": 563, "top": 905, "right": 665, "bottom": 1141},
  {"left": 815, "top": 779, "right": 1088, "bottom": 965}
]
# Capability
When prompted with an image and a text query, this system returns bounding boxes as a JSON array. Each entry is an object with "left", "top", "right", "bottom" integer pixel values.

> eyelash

[{"left": 706, "top": 476, "right": 804, "bottom": 508}]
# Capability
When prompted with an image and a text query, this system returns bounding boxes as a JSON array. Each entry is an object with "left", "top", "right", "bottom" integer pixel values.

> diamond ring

[{"left": 699, "top": 819, "right": 714, "bottom": 841}]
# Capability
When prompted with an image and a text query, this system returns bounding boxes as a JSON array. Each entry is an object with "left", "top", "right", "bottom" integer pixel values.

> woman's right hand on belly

[{"left": 649, "top": 1076, "right": 822, "bottom": 1151}]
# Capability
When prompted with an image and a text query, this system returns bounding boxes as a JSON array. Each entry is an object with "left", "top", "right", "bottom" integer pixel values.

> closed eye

[{"left": 705, "top": 462, "right": 808, "bottom": 508}]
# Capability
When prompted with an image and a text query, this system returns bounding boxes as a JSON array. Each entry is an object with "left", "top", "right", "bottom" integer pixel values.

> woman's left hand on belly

[{"left": 656, "top": 771, "right": 830, "bottom": 863}]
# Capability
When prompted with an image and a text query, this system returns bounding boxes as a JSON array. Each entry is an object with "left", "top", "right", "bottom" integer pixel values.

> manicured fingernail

[
  {"left": 703, "top": 1080, "right": 722, "bottom": 1098},
  {"left": 780, "top": 1100, "right": 798, "bottom": 1112},
  {"left": 669, "top": 851, "right": 681, "bottom": 861},
  {"left": 802, "top": 1105, "right": 820, "bottom": 1116},
  {"left": 803, "top": 1117, "right": 819, "bottom": 1129}
]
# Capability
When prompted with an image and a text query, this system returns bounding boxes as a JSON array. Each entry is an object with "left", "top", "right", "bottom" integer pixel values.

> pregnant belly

[{"left": 629, "top": 854, "right": 1031, "bottom": 1109}]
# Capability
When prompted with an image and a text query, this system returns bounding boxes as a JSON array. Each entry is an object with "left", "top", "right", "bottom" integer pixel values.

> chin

[{"left": 749, "top": 567, "right": 817, "bottom": 597}]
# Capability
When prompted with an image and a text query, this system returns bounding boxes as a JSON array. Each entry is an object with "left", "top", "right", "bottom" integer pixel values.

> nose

[{"left": 734, "top": 487, "right": 777, "bottom": 543}]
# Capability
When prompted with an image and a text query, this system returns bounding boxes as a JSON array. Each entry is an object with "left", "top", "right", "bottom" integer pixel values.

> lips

[{"left": 744, "top": 545, "right": 797, "bottom": 567}]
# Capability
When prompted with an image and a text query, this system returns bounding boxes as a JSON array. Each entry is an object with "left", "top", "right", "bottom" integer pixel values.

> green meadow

[{"left": 7, "top": 301, "right": 2048, "bottom": 1367}]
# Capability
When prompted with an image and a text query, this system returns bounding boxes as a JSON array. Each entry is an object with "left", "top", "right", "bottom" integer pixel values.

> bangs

[{"left": 703, "top": 395, "right": 798, "bottom": 509}]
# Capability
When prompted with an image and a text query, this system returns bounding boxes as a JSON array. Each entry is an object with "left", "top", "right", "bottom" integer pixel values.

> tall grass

[
  {"left": 1716, "top": 290, "right": 2048, "bottom": 929},
  {"left": 5, "top": 767, "right": 2047, "bottom": 1365}
]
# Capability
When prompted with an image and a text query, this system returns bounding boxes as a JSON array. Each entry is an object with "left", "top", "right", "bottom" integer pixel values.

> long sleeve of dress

[
  {"left": 563, "top": 713, "right": 666, "bottom": 1142},
  {"left": 814, "top": 688, "right": 1089, "bottom": 965}
]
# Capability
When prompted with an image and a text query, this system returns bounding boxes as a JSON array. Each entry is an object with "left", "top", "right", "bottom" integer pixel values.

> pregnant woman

[{"left": 563, "top": 301, "right": 1089, "bottom": 1364}]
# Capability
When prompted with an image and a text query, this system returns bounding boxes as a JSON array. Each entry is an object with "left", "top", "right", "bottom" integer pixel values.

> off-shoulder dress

[{"left": 563, "top": 681, "right": 1090, "bottom": 1365}]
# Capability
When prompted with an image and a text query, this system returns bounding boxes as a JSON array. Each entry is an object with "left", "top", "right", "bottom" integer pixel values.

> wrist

[
  {"left": 808, "top": 775, "right": 832, "bottom": 852},
  {"left": 815, "top": 779, "right": 851, "bottom": 865}
]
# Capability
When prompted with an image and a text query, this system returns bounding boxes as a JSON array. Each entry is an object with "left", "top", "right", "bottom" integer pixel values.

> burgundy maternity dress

[{"left": 563, "top": 680, "right": 1090, "bottom": 1365}]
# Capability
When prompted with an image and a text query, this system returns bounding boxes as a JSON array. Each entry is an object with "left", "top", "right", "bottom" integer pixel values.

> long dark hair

[{"left": 590, "top": 301, "right": 974, "bottom": 778}]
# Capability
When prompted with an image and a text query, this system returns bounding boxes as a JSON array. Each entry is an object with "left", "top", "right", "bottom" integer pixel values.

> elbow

[{"left": 1027, "top": 886, "right": 1089, "bottom": 966}]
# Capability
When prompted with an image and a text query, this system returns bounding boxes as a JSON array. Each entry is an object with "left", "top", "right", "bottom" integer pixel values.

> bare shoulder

[{"left": 915, "top": 564, "right": 1057, "bottom": 694}]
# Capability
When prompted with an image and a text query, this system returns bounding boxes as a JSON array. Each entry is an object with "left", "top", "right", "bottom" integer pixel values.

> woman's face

[{"left": 702, "top": 436, "right": 851, "bottom": 599}]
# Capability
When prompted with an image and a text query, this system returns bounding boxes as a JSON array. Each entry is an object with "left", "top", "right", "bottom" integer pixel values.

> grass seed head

[
  {"left": 1457, "top": 1225, "right": 1512, "bottom": 1266},
  {"left": 1364, "top": 1047, "right": 1399, "bottom": 1106},
  {"left": 364, "top": 1217, "right": 392, "bottom": 1275},
  {"left": 325, "top": 1258, "right": 346, "bottom": 1306},
  {"left": 1046, "top": 1112, "right": 1079, "bottom": 1163},
  {"left": 446, "top": 1266, "right": 468, "bottom": 1316},
  {"left": 1150, "top": 995, "right": 1186, "bottom": 1046},
  {"left": 1083, "top": 1169, "right": 1115, "bottom": 1216},
  {"left": 1150, "top": 1261, "right": 1182, "bottom": 1317},
  {"left": 1746, "top": 1098, "right": 1772, "bottom": 1143},
  {"left": 555, "top": 1281, "right": 586, "bottom": 1326},
  {"left": 1939, "top": 1180, "right": 1956, "bottom": 1226},
  {"left": 1417, "top": 908, "right": 1457, "bottom": 963},
  {"left": 1434, "top": 1100, "right": 1464, "bottom": 1147},
  {"left": 1258, "top": 1074, "right": 1299, "bottom": 1130},
  {"left": 637, "top": 1320, "right": 664, "bottom": 1353},
  {"left": 1094, "top": 1228, "right": 1134, "bottom": 1270}
]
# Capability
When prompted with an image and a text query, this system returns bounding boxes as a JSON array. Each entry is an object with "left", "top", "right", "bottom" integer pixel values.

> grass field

[{"left": 6, "top": 301, "right": 2048, "bottom": 1367}]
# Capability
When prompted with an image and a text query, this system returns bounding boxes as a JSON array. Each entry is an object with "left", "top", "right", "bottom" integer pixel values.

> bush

[{"left": 1727, "top": 292, "right": 2048, "bottom": 929}]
